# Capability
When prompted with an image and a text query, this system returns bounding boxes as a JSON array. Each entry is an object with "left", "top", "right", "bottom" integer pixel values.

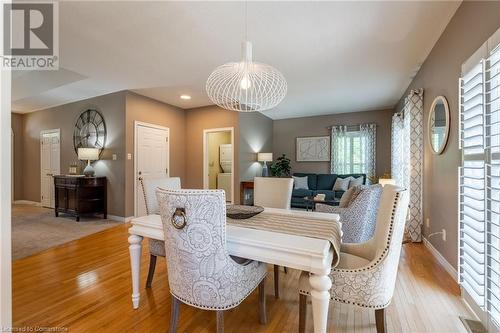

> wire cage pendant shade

[{"left": 206, "top": 41, "right": 287, "bottom": 112}]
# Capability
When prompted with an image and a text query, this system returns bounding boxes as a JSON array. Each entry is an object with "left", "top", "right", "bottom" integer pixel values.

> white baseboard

[
  {"left": 461, "top": 289, "right": 483, "bottom": 322},
  {"left": 13, "top": 200, "right": 41, "bottom": 206},
  {"left": 423, "top": 237, "right": 458, "bottom": 283},
  {"left": 107, "top": 215, "right": 134, "bottom": 223},
  {"left": 424, "top": 239, "right": 494, "bottom": 329}
]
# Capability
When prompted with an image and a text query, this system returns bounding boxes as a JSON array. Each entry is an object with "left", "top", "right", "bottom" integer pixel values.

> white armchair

[
  {"left": 253, "top": 176, "right": 294, "bottom": 298},
  {"left": 156, "top": 189, "right": 268, "bottom": 333},
  {"left": 140, "top": 176, "right": 181, "bottom": 288},
  {"left": 298, "top": 185, "right": 409, "bottom": 333},
  {"left": 316, "top": 184, "right": 383, "bottom": 243}
]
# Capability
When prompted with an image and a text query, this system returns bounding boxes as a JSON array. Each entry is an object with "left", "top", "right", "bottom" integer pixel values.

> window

[
  {"left": 460, "top": 29, "right": 500, "bottom": 332},
  {"left": 330, "top": 123, "right": 376, "bottom": 178},
  {"left": 334, "top": 131, "right": 367, "bottom": 174},
  {"left": 487, "top": 41, "right": 500, "bottom": 330}
]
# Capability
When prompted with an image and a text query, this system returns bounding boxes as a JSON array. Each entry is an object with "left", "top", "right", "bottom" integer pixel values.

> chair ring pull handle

[{"left": 171, "top": 208, "right": 187, "bottom": 229}]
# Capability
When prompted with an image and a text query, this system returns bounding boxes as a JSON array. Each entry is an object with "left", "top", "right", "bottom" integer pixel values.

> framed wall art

[{"left": 296, "top": 136, "right": 330, "bottom": 162}]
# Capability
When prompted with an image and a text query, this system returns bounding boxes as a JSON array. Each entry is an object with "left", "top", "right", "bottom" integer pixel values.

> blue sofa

[{"left": 291, "top": 173, "right": 366, "bottom": 208}]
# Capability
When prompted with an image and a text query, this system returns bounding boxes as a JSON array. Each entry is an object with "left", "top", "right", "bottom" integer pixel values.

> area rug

[{"left": 12, "top": 204, "right": 122, "bottom": 260}]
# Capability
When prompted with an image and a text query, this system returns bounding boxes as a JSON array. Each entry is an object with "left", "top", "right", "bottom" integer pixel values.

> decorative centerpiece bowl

[{"left": 226, "top": 205, "right": 264, "bottom": 219}]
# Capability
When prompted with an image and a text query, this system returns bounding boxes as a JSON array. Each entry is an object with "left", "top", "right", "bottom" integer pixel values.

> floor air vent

[{"left": 460, "top": 316, "right": 488, "bottom": 333}]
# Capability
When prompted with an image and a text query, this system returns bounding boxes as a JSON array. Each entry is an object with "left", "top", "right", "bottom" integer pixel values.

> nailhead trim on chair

[
  {"left": 170, "top": 273, "right": 267, "bottom": 311},
  {"left": 141, "top": 178, "right": 166, "bottom": 259},
  {"left": 159, "top": 188, "right": 268, "bottom": 311},
  {"left": 139, "top": 177, "right": 151, "bottom": 215},
  {"left": 332, "top": 192, "right": 400, "bottom": 274},
  {"left": 299, "top": 191, "right": 402, "bottom": 310}
]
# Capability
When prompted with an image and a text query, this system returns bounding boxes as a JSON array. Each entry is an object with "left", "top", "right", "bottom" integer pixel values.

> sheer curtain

[
  {"left": 330, "top": 123, "right": 376, "bottom": 179},
  {"left": 391, "top": 89, "right": 424, "bottom": 242}
]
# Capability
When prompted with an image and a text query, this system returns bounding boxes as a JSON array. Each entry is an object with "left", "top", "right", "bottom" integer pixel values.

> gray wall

[
  {"left": 396, "top": 1, "right": 500, "bottom": 269},
  {"left": 273, "top": 109, "right": 394, "bottom": 177},
  {"left": 239, "top": 112, "right": 273, "bottom": 181},
  {"left": 17, "top": 91, "right": 127, "bottom": 216}
]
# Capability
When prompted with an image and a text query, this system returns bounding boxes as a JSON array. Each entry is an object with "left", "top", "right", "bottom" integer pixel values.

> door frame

[
  {"left": 133, "top": 121, "right": 170, "bottom": 217},
  {"left": 203, "top": 127, "right": 234, "bottom": 204},
  {"left": 1, "top": 68, "right": 12, "bottom": 328},
  {"left": 11, "top": 129, "right": 13, "bottom": 201},
  {"left": 40, "top": 128, "right": 60, "bottom": 207}
]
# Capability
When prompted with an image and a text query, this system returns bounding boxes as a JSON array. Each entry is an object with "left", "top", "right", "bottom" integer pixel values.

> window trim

[{"left": 460, "top": 27, "right": 500, "bottom": 333}]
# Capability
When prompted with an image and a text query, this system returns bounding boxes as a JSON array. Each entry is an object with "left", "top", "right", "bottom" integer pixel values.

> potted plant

[{"left": 270, "top": 154, "right": 291, "bottom": 177}]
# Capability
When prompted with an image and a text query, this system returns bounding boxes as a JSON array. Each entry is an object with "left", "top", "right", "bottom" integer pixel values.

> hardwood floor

[{"left": 13, "top": 223, "right": 472, "bottom": 332}]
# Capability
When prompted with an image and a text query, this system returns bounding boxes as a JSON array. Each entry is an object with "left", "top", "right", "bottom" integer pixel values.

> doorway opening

[{"left": 203, "top": 127, "right": 234, "bottom": 203}]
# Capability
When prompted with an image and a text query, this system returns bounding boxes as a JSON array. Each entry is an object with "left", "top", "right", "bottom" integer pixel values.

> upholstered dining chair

[
  {"left": 254, "top": 176, "right": 294, "bottom": 209},
  {"left": 156, "top": 189, "right": 268, "bottom": 333},
  {"left": 140, "top": 176, "right": 181, "bottom": 288},
  {"left": 316, "top": 184, "right": 383, "bottom": 243},
  {"left": 298, "top": 185, "right": 409, "bottom": 333},
  {"left": 253, "top": 176, "right": 294, "bottom": 298}
]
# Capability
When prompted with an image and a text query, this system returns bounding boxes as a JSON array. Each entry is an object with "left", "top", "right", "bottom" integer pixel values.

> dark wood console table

[
  {"left": 240, "top": 181, "right": 254, "bottom": 205},
  {"left": 54, "top": 175, "right": 107, "bottom": 221}
]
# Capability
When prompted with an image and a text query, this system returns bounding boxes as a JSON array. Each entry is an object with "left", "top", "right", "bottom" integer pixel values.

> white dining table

[{"left": 128, "top": 207, "right": 340, "bottom": 333}]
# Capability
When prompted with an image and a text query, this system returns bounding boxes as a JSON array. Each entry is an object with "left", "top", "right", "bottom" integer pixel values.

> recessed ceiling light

[{"left": 180, "top": 95, "right": 191, "bottom": 100}]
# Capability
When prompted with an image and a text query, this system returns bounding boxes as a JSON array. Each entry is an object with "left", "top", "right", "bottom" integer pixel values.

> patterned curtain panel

[
  {"left": 391, "top": 114, "right": 405, "bottom": 186},
  {"left": 391, "top": 89, "right": 424, "bottom": 242},
  {"left": 360, "top": 123, "right": 376, "bottom": 179},
  {"left": 330, "top": 125, "right": 348, "bottom": 174}
]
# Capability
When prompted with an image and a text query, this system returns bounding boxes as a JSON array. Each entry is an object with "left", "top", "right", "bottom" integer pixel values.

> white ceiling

[{"left": 12, "top": 1, "right": 460, "bottom": 119}]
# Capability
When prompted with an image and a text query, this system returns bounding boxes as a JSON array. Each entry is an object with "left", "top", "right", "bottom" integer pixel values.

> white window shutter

[
  {"left": 460, "top": 60, "right": 486, "bottom": 307},
  {"left": 460, "top": 31, "right": 500, "bottom": 330}
]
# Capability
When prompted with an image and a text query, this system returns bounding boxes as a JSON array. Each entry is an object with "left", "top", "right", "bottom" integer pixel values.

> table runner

[{"left": 227, "top": 210, "right": 341, "bottom": 267}]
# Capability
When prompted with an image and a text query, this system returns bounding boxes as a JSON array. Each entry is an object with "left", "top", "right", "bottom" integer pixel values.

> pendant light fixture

[{"left": 206, "top": 2, "right": 287, "bottom": 112}]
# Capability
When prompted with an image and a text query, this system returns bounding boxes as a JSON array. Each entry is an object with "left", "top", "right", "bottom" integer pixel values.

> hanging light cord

[
  {"left": 244, "top": 0, "right": 248, "bottom": 42},
  {"left": 205, "top": 0, "right": 287, "bottom": 112}
]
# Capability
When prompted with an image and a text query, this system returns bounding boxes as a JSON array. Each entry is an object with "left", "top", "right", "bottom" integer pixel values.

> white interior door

[
  {"left": 40, "top": 130, "right": 60, "bottom": 208},
  {"left": 135, "top": 123, "right": 169, "bottom": 217}
]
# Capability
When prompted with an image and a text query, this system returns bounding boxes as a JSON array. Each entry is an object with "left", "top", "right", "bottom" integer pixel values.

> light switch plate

[
  {"left": 112, "top": 154, "right": 117, "bottom": 161},
  {"left": 127, "top": 153, "right": 132, "bottom": 160}
]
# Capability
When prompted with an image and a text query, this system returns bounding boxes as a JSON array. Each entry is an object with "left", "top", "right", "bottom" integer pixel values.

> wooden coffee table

[{"left": 303, "top": 196, "right": 340, "bottom": 211}]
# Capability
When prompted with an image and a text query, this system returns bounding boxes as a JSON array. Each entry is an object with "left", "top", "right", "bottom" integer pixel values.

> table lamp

[
  {"left": 257, "top": 153, "right": 273, "bottom": 177},
  {"left": 78, "top": 148, "right": 100, "bottom": 177}
]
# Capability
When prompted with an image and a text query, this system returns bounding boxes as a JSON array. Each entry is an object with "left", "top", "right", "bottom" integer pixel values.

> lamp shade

[
  {"left": 378, "top": 178, "right": 396, "bottom": 187},
  {"left": 206, "top": 41, "right": 287, "bottom": 112},
  {"left": 257, "top": 153, "right": 273, "bottom": 162},
  {"left": 78, "top": 148, "right": 100, "bottom": 161}
]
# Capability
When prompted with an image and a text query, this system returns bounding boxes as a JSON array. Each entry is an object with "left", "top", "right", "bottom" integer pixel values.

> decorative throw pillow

[
  {"left": 349, "top": 176, "right": 364, "bottom": 189},
  {"left": 347, "top": 185, "right": 365, "bottom": 206},
  {"left": 293, "top": 176, "right": 309, "bottom": 190},
  {"left": 339, "top": 185, "right": 365, "bottom": 208},
  {"left": 333, "top": 177, "right": 351, "bottom": 191},
  {"left": 339, "top": 186, "right": 356, "bottom": 208}
]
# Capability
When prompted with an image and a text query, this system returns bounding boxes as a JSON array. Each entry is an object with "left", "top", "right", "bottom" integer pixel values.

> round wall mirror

[{"left": 428, "top": 96, "right": 450, "bottom": 155}]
